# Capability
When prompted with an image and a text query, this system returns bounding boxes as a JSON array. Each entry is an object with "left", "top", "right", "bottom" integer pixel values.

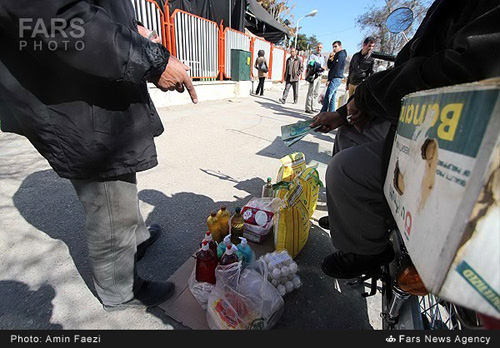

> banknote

[{"left": 281, "top": 119, "right": 321, "bottom": 146}]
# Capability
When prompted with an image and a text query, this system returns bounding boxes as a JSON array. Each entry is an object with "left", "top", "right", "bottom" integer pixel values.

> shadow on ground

[
  {"left": 10, "top": 169, "right": 375, "bottom": 330},
  {"left": 0, "top": 280, "right": 62, "bottom": 329}
]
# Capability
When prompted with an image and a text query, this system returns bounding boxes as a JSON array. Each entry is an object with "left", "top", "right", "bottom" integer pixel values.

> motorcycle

[{"left": 346, "top": 7, "right": 487, "bottom": 330}]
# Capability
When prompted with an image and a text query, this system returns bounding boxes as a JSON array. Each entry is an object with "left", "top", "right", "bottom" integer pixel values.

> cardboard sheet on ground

[{"left": 158, "top": 237, "right": 275, "bottom": 329}]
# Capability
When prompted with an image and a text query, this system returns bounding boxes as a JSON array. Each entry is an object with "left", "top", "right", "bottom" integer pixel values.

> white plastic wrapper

[
  {"left": 188, "top": 266, "right": 215, "bottom": 310},
  {"left": 259, "top": 250, "right": 302, "bottom": 296}
]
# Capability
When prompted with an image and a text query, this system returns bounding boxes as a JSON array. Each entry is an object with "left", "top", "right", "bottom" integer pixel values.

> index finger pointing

[{"left": 184, "top": 75, "right": 198, "bottom": 104}]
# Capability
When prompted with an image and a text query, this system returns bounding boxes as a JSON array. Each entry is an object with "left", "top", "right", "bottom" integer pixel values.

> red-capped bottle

[
  {"left": 201, "top": 231, "right": 218, "bottom": 265},
  {"left": 195, "top": 241, "right": 217, "bottom": 284},
  {"left": 219, "top": 244, "right": 239, "bottom": 266}
]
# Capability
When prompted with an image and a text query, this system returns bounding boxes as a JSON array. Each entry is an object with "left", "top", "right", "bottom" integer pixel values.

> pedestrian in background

[
  {"left": 346, "top": 37, "right": 375, "bottom": 97},
  {"left": 279, "top": 48, "right": 303, "bottom": 104},
  {"left": 321, "top": 41, "right": 347, "bottom": 112},
  {"left": 305, "top": 43, "right": 325, "bottom": 114},
  {"left": 254, "top": 50, "right": 268, "bottom": 96}
]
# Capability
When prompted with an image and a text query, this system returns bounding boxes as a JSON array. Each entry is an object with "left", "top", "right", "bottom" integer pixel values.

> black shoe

[
  {"left": 305, "top": 110, "right": 315, "bottom": 114},
  {"left": 279, "top": 98, "right": 285, "bottom": 104},
  {"left": 137, "top": 224, "right": 162, "bottom": 261},
  {"left": 103, "top": 279, "right": 175, "bottom": 312},
  {"left": 318, "top": 216, "right": 329, "bottom": 230},
  {"left": 321, "top": 244, "right": 395, "bottom": 279},
  {"left": 293, "top": 100, "right": 298, "bottom": 104}
]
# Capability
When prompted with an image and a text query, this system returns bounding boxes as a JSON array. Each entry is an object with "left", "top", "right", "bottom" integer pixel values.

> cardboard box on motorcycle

[{"left": 384, "top": 79, "right": 500, "bottom": 319}]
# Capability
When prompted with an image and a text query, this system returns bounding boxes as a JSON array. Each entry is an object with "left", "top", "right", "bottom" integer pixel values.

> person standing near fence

[
  {"left": 346, "top": 37, "right": 375, "bottom": 97},
  {"left": 320, "top": 41, "right": 347, "bottom": 112},
  {"left": 279, "top": 48, "right": 303, "bottom": 104},
  {"left": 305, "top": 43, "right": 325, "bottom": 114},
  {"left": 254, "top": 50, "right": 268, "bottom": 96},
  {"left": 0, "top": 0, "right": 198, "bottom": 312}
]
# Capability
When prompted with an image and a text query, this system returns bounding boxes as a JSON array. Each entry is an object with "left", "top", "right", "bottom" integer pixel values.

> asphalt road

[{"left": 0, "top": 81, "right": 382, "bottom": 330}]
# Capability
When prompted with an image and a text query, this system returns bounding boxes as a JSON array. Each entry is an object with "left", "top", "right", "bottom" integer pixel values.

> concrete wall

[{"left": 148, "top": 80, "right": 254, "bottom": 108}]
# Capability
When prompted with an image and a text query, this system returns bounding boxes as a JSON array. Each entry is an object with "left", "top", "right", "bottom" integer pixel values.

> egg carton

[{"left": 260, "top": 250, "right": 302, "bottom": 297}]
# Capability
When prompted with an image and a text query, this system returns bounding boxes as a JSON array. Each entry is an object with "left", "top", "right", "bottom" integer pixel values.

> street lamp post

[{"left": 294, "top": 9, "right": 318, "bottom": 49}]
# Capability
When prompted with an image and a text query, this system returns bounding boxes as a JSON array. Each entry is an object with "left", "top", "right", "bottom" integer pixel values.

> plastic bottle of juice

[
  {"left": 216, "top": 206, "right": 230, "bottom": 239},
  {"left": 217, "top": 234, "right": 232, "bottom": 259},
  {"left": 261, "top": 177, "right": 273, "bottom": 197},
  {"left": 230, "top": 207, "right": 244, "bottom": 245},
  {"left": 237, "top": 237, "right": 256, "bottom": 265},
  {"left": 207, "top": 211, "right": 221, "bottom": 242},
  {"left": 201, "top": 231, "right": 218, "bottom": 265},
  {"left": 219, "top": 244, "right": 239, "bottom": 266},
  {"left": 195, "top": 241, "right": 217, "bottom": 284}
]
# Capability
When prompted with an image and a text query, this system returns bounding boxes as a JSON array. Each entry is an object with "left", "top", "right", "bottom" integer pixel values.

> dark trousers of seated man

[{"left": 326, "top": 118, "right": 393, "bottom": 255}]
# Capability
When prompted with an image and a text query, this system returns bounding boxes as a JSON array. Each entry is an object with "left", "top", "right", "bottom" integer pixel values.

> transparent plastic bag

[
  {"left": 206, "top": 259, "right": 284, "bottom": 330},
  {"left": 188, "top": 266, "right": 215, "bottom": 310}
]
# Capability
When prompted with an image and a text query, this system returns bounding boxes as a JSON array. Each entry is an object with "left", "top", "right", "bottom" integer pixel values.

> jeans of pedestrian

[
  {"left": 321, "top": 78, "right": 342, "bottom": 112},
  {"left": 70, "top": 173, "right": 150, "bottom": 306}
]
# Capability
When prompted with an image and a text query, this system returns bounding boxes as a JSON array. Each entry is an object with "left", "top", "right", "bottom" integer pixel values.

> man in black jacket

[
  {"left": 0, "top": 0, "right": 198, "bottom": 311},
  {"left": 320, "top": 40, "right": 347, "bottom": 112},
  {"left": 346, "top": 37, "right": 375, "bottom": 97},
  {"left": 310, "top": 0, "right": 500, "bottom": 279}
]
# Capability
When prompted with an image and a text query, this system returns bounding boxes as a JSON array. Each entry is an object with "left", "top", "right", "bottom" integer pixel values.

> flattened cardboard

[{"left": 158, "top": 237, "right": 275, "bottom": 329}]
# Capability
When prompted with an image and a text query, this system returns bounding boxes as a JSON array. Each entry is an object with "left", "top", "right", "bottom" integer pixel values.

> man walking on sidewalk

[
  {"left": 279, "top": 48, "right": 303, "bottom": 104},
  {"left": 305, "top": 43, "right": 325, "bottom": 114},
  {"left": 321, "top": 41, "right": 347, "bottom": 112}
]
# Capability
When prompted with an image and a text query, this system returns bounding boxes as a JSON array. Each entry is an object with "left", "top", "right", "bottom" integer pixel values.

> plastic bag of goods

[
  {"left": 188, "top": 266, "right": 215, "bottom": 310},
  {"left": 262, "top": 250, "right": 302, "bottom": 297},
  {"left": 241, "top": 197, "right": 281, "bottom": 244},
  {"left": 206, "top": 260, "right": 284, "bottom": 330}
]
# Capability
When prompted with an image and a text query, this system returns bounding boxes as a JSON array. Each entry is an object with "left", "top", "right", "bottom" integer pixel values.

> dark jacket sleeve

[
  {"left": 347, "top": 53, "right": 358, "bottom": 85},
  {"left": 354, "top": 0, "right": 500, "bottom": 126},
  {"left": 0, "top": 0, "right": 169, "bottom": 85}
]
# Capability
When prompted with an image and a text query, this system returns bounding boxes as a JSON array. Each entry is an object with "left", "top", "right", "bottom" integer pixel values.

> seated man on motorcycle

[{"left": 310, "top": 0, "right": 500, "bottom": 279}]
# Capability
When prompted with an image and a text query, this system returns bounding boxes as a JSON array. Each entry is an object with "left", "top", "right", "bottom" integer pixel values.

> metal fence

[
  {"left": 271, "top": 46, "right": 285, "bottom": 81},
  {"left": 131, "top": 0, "right": 293, "bottom": 81},
  {"left": 224, "top": 28, "right": 251, "bottom": 79},
  {"left": 171, "top": 10, "right": 219, "bottom": 79},
  {"left": 131, "top": 0, "right": 165, "bottom": 45}
]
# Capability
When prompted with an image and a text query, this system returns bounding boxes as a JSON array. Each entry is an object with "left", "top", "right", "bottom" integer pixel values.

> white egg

[
  {"left": 271, "top": 279, "right": 279, "bottom": 287},
  {"left": 292, "top": 276, "right": 302, "bottom": 289},
  {"left": 264, "top": 254, "right": 271, "bottom": 263},
  {"left": 281, "top": 266, "right": 290, "bottom": 277},
  {"left": 288, "top": 274, "right": 295, "bottom": 281},
  {"left": 284, "top": 258, "right": 292, "bottom": 266},
  {"left": 277, "top": 284, "right": 286, "bottom": 296},
  {"left": 268, "top": 264, "right": 275, "bottom": 272},
  {"left": 285, "top": 281, "right": 294, "bottom": 293},
  {"left": 272, "top": 268, "right": 282, "bottom": 279},
  {"left": 289, "top": 262, "right": 298, "bottom": 274}
]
